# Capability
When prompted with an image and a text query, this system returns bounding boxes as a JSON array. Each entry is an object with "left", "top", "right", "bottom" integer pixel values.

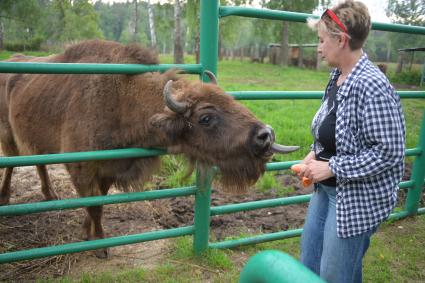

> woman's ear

[{"left": 339, "top": 33, "right": 350, "bottom": 49}]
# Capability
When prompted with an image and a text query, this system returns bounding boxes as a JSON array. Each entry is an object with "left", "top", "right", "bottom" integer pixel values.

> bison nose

[{"left": 255, "top": 127, "right": 273, "bottom": 149}]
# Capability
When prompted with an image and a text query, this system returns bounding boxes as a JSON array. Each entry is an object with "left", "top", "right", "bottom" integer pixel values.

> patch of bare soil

[{"left": 0, "top": 161, "right": 310, "bottom": 282}]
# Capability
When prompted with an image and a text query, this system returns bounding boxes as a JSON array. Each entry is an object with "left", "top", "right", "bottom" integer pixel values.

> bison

[{"left": 0, "top": 40, "right": 298, "bottom": 258}]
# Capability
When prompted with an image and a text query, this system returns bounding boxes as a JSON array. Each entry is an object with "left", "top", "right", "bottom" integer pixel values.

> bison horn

[
  {"left": 203, "top": 70, "right": 217, "bottom": 85},
  {"left": 163, "top": 80, "right": 189, "bottom": 114},
  {"left": 270, "top": 143, "right": 300, "bottom": 154}
]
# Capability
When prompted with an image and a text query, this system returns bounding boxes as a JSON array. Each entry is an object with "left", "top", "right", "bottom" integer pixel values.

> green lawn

[{"left": 1, "top": 51, "right": 424, "bottom": 282}]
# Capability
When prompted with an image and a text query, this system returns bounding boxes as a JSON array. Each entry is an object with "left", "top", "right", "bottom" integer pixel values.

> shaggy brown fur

[{"left": 0, "top": 39, "right": 277, "bottom": 258}]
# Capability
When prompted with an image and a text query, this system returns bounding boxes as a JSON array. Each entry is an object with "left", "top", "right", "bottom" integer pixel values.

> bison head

[{"left": 149, "top": 71, "right": 298, "bottom": 193}]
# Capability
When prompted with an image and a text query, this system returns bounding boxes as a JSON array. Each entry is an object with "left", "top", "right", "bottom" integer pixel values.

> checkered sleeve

[{"left": 329, "top": 90, "right": 405, "bottom": 180}]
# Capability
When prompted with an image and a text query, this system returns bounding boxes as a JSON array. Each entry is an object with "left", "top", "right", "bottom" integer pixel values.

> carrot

[{"left": 290, "top": 164, "right": 312, "bottom": 187}]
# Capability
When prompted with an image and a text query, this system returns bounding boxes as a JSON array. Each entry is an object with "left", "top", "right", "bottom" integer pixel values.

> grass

[
  {"left": 0, "top": 50, "right": 50, "bottom": 60},
  {"left": 1, "top": 51, "right": 425, "bottom": 282}
]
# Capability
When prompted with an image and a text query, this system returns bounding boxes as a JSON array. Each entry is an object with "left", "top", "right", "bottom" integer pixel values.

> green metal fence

[{"left": 1, "top": 0, "right": 425, "bottom": 266}]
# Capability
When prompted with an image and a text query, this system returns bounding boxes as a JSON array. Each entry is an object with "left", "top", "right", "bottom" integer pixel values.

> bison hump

[{"left": 63, "top": 39, "right": 159, "bottom": 65}]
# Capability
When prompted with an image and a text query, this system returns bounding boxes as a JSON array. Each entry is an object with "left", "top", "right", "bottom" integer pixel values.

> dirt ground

[{"left": 0, "top": 162, "right": 310, "bottom": 282}]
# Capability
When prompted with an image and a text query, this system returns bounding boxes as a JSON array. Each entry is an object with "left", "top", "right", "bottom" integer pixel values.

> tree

[
  {"left": 154, "top": 2, "right": 173, "bottom": 54},
  {"left": 263, "top": 0, "right": 319, "bottom": 67},
  {"left": 147, "top": 0, "right": 157, "bottom": 50},
  {"left": 386, "top": 0, "right": 425, "bottom": 67},
  {"left": 174, "top": 0, "right": 184, "bottom": 64},
  {"left": 0, "top": 0, "right": 41, "bottom": 50},
  {"left": 43, "top": 0, "right": 102, "bottom": 45}
]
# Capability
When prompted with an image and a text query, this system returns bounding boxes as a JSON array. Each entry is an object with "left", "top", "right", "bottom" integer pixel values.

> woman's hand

[{"left": 303, "top": 159, "right": 334, "bottom": 183}]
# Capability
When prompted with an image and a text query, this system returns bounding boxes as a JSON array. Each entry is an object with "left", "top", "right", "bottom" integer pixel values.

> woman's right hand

[{"left": 291, "top": 151, "right": 315, "bottom": 187}]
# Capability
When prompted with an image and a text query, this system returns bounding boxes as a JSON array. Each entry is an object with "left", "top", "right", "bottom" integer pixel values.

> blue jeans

[{"left": 300, "top": 183, "right": 377, "bottom": 283}]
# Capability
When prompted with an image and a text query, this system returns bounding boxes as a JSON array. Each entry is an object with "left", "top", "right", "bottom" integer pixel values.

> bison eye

[{"left": 199, "top": 114, "right": 212, "bottom": 126}]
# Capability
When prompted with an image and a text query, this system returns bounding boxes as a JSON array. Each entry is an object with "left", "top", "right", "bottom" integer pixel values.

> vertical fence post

[
  {"left": 200, "top": 0, "right": 219, "bottom": 78},
  {"left": 193, "top": 165, "right": 214, "bottom": 255},
  {"left": 193, "top": 0, "right": 219, "bottom": 255},
  {"left": 405, "top": 110, "right": 425, "bottom": 215}
]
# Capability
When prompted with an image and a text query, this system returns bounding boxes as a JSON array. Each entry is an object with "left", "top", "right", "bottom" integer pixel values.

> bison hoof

[{"left": 94, "top": 248, "right": 109, "bottom": 259}]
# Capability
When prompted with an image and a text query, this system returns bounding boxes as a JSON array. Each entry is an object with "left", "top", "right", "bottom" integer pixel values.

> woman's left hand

[{"left": 304, "top": 160, "right": 335, "bottom": 183}]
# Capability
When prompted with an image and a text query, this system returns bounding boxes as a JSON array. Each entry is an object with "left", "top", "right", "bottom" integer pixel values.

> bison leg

[
  {"left": 0, "top": 167, "right": 13, "bottom": 205},
  {"left": 79, "top": 178, "right": 112, "bottom": 258},
  {"left": 84, "top": 205, "right": 109, "bottom": 258},
  {"left": 0, "top": 132, "right": 19, "bottom": 205},
  {"left": 36, "top": 165, "right": 59, "bottom": 201}
]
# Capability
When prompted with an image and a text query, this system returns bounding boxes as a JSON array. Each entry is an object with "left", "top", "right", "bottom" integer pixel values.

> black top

[{"left": 315, "top": 83, "right": 339, "bottom": 186}]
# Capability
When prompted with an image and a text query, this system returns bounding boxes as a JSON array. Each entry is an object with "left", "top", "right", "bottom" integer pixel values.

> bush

[
  {"left": 389, "top": 70, "right": 422, "bottom": 86},
  {"left": 4, "top": 37, "right": 43, "bottom": 52}
]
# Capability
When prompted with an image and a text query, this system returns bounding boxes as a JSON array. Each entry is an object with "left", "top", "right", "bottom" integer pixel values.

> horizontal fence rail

[
  {"left": 229, "top": 91, "right": 425, "bottom": 100},
  {"left": 0, "top": 187, "right": 197, "bottom": 216},
  {"left": 219, "top": 6, "right": 425, "bottom": 35},
  {"left": 0, "top": 148, "right": 166, "bottom": 168},
  {"left": 0, "top": 226, "right": 195, "bottom": 264},
  {"left": 0, "top": 62, "right": 203, "bottom": 74}
]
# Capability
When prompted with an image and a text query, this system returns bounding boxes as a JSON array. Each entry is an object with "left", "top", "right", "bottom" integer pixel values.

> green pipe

[
  {"left": 210, "top": 194, "right": 311, "bottom": 216},
  {"left": 418, "top": 208, "right": 425, "bottom": 215},
  {"left": 219, "top": 6, "right": 425, "bottom": 35},
  {"left": 266, "top": 160, "right": 301, "bottom": 171},
  {"left": 228, "top": 91, "right": 425, "bottom": 100},
  {"left": 405, "top": 110, "right": 425, "bottom": 215},
  {"left": 211, "top": 180, "right": 412, "bottom": 217},
  {"left": 193, "top": 0, "right": 219, "bottom": 256},
  {"left": 0, "top": 186, "right": 196, "bottom": 216},
  {"left": 0, "top": 148, "right": 166, "bottom": 168},
  {"left": 200, "top": 0, "right": 219, "bottom": 80},
  {"left": 388, "top": 210, "right": 410, "bottom": 221},
  {"left": 397, "top": 91, "right": 425, "bottom": 98},
  {"left": 399, "top": 180, "right": 415, "bottom": 189},
  {"left": 230, "top": 91, "right": 323, "bottom": 100},
  {"left": 406, "top": 148, "right": 422, "bottom": 157},
  {"left": 0, "top": 62, "right": 203, "bottom": 74},
  {"left": 219, "top": 6, "right": 314, "bottom": 23},
  {"left": 0, "top": 226, "right": 194, "bottom": 264},
  {"left": 239, "top": 250, "right": 326, "bottom": 283},
  {"left": 209, "top": 229, "right": 303, "bottom": 250},
  {"left": 193, "top": 166, "right": 214, "bottom": 255},
  {"left": 211, "top": 209, "right": 419, "bottom": 251}
]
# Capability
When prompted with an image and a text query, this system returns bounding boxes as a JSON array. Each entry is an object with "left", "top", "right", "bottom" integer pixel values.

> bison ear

[{"left": 149, "top": 112, "right": 187, "bottom": 143}]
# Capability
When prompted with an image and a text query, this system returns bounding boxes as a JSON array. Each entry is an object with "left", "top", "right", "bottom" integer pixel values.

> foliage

[
  {"left": 385, "top": 0, "right": 425, "bottom": 62},
  {"left": 388, "top": 70, "right": 423, "bottom": 85}
]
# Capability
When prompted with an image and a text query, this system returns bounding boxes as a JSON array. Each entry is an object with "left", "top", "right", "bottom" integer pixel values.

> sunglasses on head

[{"left": 321, "top": 9, "right": 348, "bottom": 34}]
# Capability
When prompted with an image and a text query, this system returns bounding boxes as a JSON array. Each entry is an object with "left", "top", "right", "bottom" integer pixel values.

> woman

[{"left": 298, "top": 1, "right": 406, "bottom": 282}]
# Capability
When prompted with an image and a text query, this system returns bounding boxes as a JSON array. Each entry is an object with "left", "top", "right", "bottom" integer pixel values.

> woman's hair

[{"left": 308, "top": 0, "right": 371, "bottom": 50}]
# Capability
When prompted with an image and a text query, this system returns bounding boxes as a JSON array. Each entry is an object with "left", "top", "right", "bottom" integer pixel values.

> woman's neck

[{"left": 338, "top": 48, "right": 363, "bottom": 77}]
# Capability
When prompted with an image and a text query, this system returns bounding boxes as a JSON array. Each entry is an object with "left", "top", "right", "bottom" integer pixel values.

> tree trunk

[
  {"left": 218, "top": 33, "right": 223, "bottom": 61},
  {"left": 298, "top": 45, "right": 303, "bottom": 67},
  {"left": 279, "top": 21, "right": 289, "bottom": 66},
  {"left": 0, "top": 20, "right": 4, "bottom": 50},
  {"left": 396, "top": 52, "right": 404, "bottom": 73},
  {"left": 316, "top": 48, "right": 321, "bottom": 70},
  {"left": 147, "top": 0, "right": 157, "bottom": 50},
  {"left": 195, "top": 32, "right": 200, "bottom": 64},
  {"left": 174, "top": 0, "right": 184, "bottom": 64},
  {"left": 386, "top": 40, "right": 391, "bottom": 63},
  {"left": 133, "top": 0, "right": 139, "bottom": 42}
]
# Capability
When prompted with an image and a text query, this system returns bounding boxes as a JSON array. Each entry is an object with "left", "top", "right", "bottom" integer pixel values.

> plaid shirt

[{"left": 312, "top": 53, "right": 406, "bottom": 238}]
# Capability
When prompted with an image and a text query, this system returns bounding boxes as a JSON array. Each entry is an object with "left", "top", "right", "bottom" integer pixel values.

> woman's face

[{"left": 317, "top": 28, "right": 341, "bottom": 68}]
